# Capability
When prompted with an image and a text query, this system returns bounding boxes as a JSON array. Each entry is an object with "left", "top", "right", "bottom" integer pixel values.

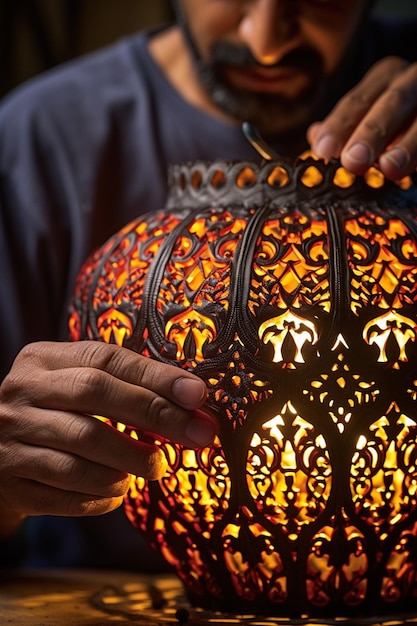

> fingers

[
  {"left": 12, "top": 444, "right": 131, "bottom": 498},
  {"left": 308, "top": 57, "right": 417, "bottom": 180},
  {"left": 3, "top": 477, "right": 126, "bottom": 517},
  {"left": 0, "top": 422, "right": 133, "bottom": 517},
  {"left": 0, "top": 340, "right": 218, "bottom": 518},
  {"left": 0, "top": 403, "right": 168, "bottom": 518},
  {"left": 379, "top": 129, "right": 417, "bottom": 180},
  {"left": 308, "top": 57, "right": 398, "bottom": 157},
  {"left": 18, "top": 408, "right": 168, "bottom": 480},
  {"left": 12, "top": 340, "right": 208, "bottom": 410},
  {"left": 4, "top": 341, "right": 217, "bottom": 449},
  {"left": 1, "top": 433, "right": 134, "bottom": 516}
]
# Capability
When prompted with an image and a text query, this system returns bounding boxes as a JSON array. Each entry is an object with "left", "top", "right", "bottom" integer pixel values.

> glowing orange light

[{"left": 69, "top": 157, "right": 417, "bottom": 618}]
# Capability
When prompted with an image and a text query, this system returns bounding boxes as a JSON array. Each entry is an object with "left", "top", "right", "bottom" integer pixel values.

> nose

[{"left": 238, "top": 0, "right": 297, "bottom": 66}]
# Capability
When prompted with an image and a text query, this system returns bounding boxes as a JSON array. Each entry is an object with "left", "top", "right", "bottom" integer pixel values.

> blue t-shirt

[{"left": 0, "top": 18, "right": 416, "bottom": 569}]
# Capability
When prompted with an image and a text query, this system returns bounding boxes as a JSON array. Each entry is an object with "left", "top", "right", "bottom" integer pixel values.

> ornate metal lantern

[{"left": 69, "top": 155, "right": 417, "bottom": 619}]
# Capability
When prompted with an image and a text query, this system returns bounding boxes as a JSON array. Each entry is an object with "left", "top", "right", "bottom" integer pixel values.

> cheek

[
  {"left": 301, "top": 5, "right": 366, "bottom": 75},
  {"left": 303, "top": 26, "right": 356, "bottom": 75},
  {"left": 181, "top": 4, "right": 241, "bottom": 58}
]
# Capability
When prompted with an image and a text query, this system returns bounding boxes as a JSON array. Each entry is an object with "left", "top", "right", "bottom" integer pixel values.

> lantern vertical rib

[{"left": 69, "top": 157, "right": 417, "bottom": 619}]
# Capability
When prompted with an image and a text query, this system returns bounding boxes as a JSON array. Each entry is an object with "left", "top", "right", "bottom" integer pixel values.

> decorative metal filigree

[{"left": 69, "top": 156, "right": 417, "bottom": 618}]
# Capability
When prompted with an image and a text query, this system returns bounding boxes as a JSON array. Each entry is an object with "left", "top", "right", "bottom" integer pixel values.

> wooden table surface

[{"left": 1, "top": 568, "right": 417, "bottom": 626}]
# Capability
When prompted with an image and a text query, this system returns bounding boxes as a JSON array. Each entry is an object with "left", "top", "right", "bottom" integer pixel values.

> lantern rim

[{"left": 166, "top": 156, "right": 417, "bottom": 210}]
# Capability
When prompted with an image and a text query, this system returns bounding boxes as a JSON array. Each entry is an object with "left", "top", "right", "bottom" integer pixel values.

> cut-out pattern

[{"left": 69, "top": 157, "right": 417, "bottom": 618}]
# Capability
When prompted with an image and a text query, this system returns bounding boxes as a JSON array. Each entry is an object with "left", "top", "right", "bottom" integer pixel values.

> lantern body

[{"left": 69, "top": 158, "right": 417, "bottom": 618}]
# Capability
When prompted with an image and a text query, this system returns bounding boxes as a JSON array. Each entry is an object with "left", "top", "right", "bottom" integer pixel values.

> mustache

[{"left": 207, "top": 41, "right": 324, "bottom": 75}]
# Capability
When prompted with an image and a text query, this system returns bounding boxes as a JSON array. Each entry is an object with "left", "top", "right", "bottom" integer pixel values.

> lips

[{"left": 221, "top": 64, "right": 311, "bottom": 95}]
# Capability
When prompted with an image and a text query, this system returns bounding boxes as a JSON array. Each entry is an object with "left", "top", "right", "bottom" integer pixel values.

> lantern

[{"left": 69, "top": 155, "right": 417, "bottom": 619}]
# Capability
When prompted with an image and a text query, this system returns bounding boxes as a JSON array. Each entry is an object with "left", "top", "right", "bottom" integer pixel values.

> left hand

[{"left": 308, "top": 56, "right": 417, "bottom": 180}]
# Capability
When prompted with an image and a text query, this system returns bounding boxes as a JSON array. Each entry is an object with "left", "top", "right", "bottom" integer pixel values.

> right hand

[
  {"left": 308, "top": 56, "right": 417, "bottom": 180},
  {"left": 0, "top": 340, "right": 217, "bottom": 526}
]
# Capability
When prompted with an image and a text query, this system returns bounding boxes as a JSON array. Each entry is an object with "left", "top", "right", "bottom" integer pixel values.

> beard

[
  {"left": 174, "top": 4, "right": 326, "bottom": 137},
  {"left": 195, "top": 42, "right": 326, "bottom": 137}
]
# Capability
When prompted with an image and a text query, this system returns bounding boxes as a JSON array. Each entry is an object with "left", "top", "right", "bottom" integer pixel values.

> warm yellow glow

[
  {"left": 247, "top": 405, "right": 332, "bottom": 529},
  {"left": 331, "top": 334, "right": 349, "bottom": 351},
  {"left": 351, "top": 406, "right": 417, "bottom": 529},
  {"left": 70, "top": 155, "right": 417, "bottom": 615},
  {"left": 97, "top": 309, "right": 133, "bottom": 346},
  {"left": 236, "top": 166, "right": 257, "bottom": 188},
  {"left": 307, "top": 522, "right": 368, "bottom": 605},
  {"left": 395, "top": 175, "right": 413, "bottom": 190},
  {"left": 259, "top": 311, "right": 318, "bottom": 364},
  {"left": 210, "top": 169, "right": 226, "bottom": 188},
  {"left": 364, "top": 167, "right": 385, "bottom": 188},
  {"left": 346, "top": 217, "right": 417, "bottom": 314},
  {"left": 158, "top": 438, "right": 230, "bottom": 527},
  {"left": 165, "top": 308, "right": 217, "bottom": 361},
  {"left": 363, "top": 310, "right": 417, "bottom": 363},
  {"left": 300, "top": 166, "right": 324, "bottom": 187},
  {"left": 267, "top": 166, "right": 290, "bottom": 188},
  {"left": 249, "top": 214, "right": 330, "bottom": 315},
  {"left": 333, "top": 167, "right": 355, "bottom": 188},
  {"left": 222, "top": 520, "right": 288, "bottom": 602}
]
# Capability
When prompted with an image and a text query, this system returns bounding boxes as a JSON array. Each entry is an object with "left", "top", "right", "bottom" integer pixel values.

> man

[{"left": 0, "top": 0, "right": 416, "bottom": 567}]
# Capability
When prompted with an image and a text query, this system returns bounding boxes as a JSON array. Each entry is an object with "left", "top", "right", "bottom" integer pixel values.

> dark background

[
  {"left": 0, "top": 0, "right": 174, "bottom": 97},
  {"left": 0, "top": 0, "right": 416, "bottom": 98}
]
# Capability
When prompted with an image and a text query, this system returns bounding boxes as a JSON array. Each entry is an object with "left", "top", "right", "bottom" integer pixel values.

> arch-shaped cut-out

[
  {"left": 396, "top": 176, "right": 413, "bottom": 191},
  {"left": 364, "top": 167, "right": 385, "bottom": 189},
  {"left": 69, "top": 155, "right": 417, "bottom": 618},
  {"left": 236, "top": 166, "right": 257, "bottom": 188},
  {"left": 267, "top": 166, "right": 290, "bottom": 188},
  {"left": 191, "top": 169, "right": 202, "bottom": 190},
  {"left": 301, "top": 165, "right": 323, "bottom": 187},
  {"left": 210, "top": 168, "right": 226, "bottom": 188},
  {"left": 333, "top": 167, "right": 355, "bottom": 188}
]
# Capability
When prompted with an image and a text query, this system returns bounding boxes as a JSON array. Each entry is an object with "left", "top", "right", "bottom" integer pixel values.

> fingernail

[
  {"left": 314, "top": 134, "right": 341, "bottom": 159},
  {"left": 345, "top": 142, "right": 373, "bottom": 165},
  {"left": 185, "top": 411, "right": 217, "bottom": 448},
  {"left": 381, "top": 146, "right": 409, "bottom": 170},
  {"left": 172, "top": 377, "right": 206, "bottom": 409}
]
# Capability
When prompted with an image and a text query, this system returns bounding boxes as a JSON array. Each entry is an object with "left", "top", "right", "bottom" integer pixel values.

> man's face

[{"left": 175, "top": 0, "right": 369, "bottom": 136}]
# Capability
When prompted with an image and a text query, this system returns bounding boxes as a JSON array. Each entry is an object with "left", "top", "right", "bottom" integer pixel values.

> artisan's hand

[
  {"left": 0, "top": 341, "right": 216, "bottom": 525},
  {"left": 308, "top": 57, "right": 417, "bottom": 180}
]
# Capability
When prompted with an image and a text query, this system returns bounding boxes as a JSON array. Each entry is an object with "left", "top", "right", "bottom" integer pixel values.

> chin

[
  {"left": 246, "top": 104, "right": 312, "bottom": 136},
  {"left": 200, "top": 66, "right": 320, "bottom": 137},
  {"left": 210, "top": 87, "right": 313, "bottom": 136}
]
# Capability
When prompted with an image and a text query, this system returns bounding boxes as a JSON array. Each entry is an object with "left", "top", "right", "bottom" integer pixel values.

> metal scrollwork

[{"left": 69, "top": 157, "right": 417, "bottom": 618}]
